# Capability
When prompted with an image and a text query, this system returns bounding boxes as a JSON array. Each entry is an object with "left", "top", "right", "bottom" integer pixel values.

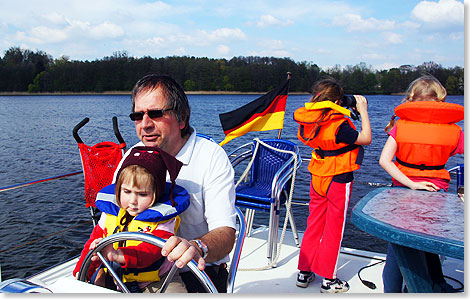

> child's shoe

[
  {"left": 320, "top": 278, "right": 350, "bottom": 293},
  {"left": 296, "top": 271, "right": 315, "bottom": 288}
]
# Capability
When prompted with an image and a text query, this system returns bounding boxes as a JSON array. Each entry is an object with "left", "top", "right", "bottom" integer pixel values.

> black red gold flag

[{"left": 218, "top": 78, "right": 289, "bottom": 146}]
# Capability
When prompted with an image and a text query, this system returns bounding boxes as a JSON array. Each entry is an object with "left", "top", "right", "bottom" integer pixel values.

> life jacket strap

[
  {"left": 395, "top": 157, "right": 446, "bottom": 171},
  {"left": 314, "top": 144, "right": 358, "bottom": 159}
]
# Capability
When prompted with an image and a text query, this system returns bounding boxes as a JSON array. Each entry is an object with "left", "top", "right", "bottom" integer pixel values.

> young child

[
  {"left": 293, "top": 78, "right": 371, "bottom": 293},
  {"left": 379, "top": 75, "right": 464, "bottom": 293},
  {"left": 73, "top": 146, "right": 190, "bottom": 293}
]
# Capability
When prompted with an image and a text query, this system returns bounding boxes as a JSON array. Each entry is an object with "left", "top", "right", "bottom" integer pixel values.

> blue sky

[{"left": 0, "top": 0, "right": 464, "bottom": 71}]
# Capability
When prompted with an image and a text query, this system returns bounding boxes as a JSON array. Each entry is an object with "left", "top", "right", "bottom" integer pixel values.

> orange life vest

[
  {"left": 394, "top": 101, "right": 464, "bottom": 181},
  {"left": 294, "top": 101, "right": 362, "bottom": 178}
]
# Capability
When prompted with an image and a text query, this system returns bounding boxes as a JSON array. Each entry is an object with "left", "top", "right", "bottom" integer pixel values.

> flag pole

[{"left": 277, "top": 72, "right": 291, "bottom": 139}]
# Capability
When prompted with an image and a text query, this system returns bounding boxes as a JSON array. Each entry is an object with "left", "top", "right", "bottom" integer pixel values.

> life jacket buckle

[{"left": 314, "top": 147, "right": 325, "bottom": 159}]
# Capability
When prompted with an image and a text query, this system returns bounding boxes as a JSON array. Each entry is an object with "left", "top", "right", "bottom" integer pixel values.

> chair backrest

[
  {"left": 227, "top": 206, "right": 246, "bottom": 293},
  {"left": 250, "top": 139, "right": 298, "bottom": 190}
]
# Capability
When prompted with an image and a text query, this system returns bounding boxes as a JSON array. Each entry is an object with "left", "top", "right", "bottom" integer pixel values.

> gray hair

[{"left": 131, "top": 74, "right": 191, "bottom": 137}]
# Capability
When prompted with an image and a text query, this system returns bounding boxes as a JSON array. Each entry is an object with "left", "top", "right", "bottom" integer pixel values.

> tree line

[{"left": 0, "top": 46, "right": 464, "bottom": 95}]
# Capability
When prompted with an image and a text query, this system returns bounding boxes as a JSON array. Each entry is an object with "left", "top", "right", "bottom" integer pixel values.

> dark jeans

[
  {"left": 180, "top": 263, "right": 228, "bottom": 293},
  {"left": 382, "top": 243, "right": 455, "bottom": 293}
]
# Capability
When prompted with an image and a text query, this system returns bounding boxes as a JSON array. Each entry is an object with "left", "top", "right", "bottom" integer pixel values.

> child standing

[
  {"left": 379, "top": 75, "right": 464, "bottom": 292},
  {"left": 73, "top": 146, "right": 190, "bottom": 293},
  {"left": 293, "top": 78, "right": 371, "bottom": 293}
]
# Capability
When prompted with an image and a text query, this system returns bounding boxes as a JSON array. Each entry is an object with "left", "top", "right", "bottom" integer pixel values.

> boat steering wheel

[{"left": 77, "top": 232, "right": 218, "bottom": 293}]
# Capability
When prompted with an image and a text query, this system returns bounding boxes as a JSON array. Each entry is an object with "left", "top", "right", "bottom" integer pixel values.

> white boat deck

[
  {"left": 235, "top": 226, "right": 464, "bottom": 293},
  {"left": 22, "top": 226, "right": 464, "bottom": 294},
  {"left": 234, "top": 226, "right": 388, "bottom": 293}
]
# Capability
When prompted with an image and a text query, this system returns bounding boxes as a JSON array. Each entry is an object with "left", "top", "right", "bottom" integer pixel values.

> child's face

[{"left": 120, "top": 182, "right": 155, "bottom": 216}]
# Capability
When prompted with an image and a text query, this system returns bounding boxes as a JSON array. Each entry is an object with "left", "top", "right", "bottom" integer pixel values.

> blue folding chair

[{"left": 228, "top": 138, "right": 301, "bottom": 265}]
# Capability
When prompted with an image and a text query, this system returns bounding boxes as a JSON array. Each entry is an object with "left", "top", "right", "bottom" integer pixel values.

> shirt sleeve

[
  {"left": 336, "top": 121, "right": 359, "bottom": 144},
  {"left": 203, "top": 145, "right": 237, "bottom": 232},
  {"left": 388, "top": 125, "right": 397, "bottom": 139}
]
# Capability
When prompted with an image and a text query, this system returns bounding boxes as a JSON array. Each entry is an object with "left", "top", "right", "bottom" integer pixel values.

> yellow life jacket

[
  {"left": 95, "top": 182, "right": 190, "bottom": 283},
  {"left": 394, "top": 101, "right": 464, "bottom": 181}
]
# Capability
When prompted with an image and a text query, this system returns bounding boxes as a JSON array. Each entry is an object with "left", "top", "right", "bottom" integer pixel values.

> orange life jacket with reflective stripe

[
  {"left": 294, "top": 101, "right": 362, "bottom": 177},
  {"left": 394, "top": 101, "right": 464, "bottom": 181}
]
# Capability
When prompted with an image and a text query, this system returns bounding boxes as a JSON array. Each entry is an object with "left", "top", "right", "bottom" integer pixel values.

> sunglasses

[{"left": 129, "top": 108, "right": 173, "bottom": 121}]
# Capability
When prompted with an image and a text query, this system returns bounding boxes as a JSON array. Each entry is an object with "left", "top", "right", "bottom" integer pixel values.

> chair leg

[
  {"left": 267, "top": 203, "right": 277, "bottom": 264},
  {"left": 283, "top": 190, "right": 300, "bottom": 247},
  {"left": 288, "top": 208, "right": 300, "bottom": 247},
  {"left": 245, "top": 208, "right": 255, "bottom": 237},
  {"left": 267, "top": 199, "right": 282, "bottom": 266}
]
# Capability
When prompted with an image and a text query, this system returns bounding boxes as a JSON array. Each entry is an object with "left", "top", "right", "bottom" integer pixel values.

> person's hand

[
  {"left": 410, "top": 181, "right": 440, "bottom": 192},
  {"left": 89, "top": 238, "right": 102, "bottom": 251},
  {"left": 89, "top": 238, "right": 108, "bottom": 262},
  {"left": 353, "top": 95, "right": 368, "bottom": 115},
  {"left": 161, "top": 236, "right": 206, "bottom": 271},
  {"left": 88, "top": 237, "right": 122, "bottom": 264}
]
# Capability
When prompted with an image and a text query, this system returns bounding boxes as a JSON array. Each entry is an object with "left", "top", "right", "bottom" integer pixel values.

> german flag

[{"left": 219, "top": 78, "right": 289, "bottom": 146}]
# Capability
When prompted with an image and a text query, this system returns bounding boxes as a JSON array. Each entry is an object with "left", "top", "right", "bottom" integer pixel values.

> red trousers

[{"left": 297, "top": 179, "right": 352, "bottom": 279}]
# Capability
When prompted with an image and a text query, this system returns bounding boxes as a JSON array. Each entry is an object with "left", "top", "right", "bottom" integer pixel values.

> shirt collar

[{"left": 175, "top": 129, "right": 197, "bottom": 166}]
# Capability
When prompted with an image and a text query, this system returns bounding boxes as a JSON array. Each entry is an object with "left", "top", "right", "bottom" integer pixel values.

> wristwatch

[{"left": 191, "top": 239, "right": 208, "bottom": 259}]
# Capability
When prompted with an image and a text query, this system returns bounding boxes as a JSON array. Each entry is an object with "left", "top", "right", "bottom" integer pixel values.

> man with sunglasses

[{"left": 113, "top": 74, "right": 237, "bottom": 293}]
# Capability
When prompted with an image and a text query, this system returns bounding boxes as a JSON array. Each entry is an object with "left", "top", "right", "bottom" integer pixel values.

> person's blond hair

[
  {"left": 115, "top": 165, "right": 156, "bottom": 208},
  {"left": 384, "top": 75, "right": 447, "bottom": 133}
]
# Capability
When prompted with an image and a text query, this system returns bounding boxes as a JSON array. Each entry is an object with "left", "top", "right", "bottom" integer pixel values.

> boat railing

[{"left": 0, "top": 171, "right": 83, "bottom": 193}]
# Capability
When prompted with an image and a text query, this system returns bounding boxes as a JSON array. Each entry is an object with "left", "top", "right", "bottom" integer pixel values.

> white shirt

[{"left": 114, "top": 129, "right": 237, "bottom": 264}]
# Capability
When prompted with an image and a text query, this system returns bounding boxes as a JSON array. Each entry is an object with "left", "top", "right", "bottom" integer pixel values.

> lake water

[{"left": 0, "top": 93, "right": 464, "bottom": 280}]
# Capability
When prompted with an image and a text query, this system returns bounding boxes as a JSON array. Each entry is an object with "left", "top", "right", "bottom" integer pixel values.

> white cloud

[
  {"left": 145, "top": 37, "right": 165, "bottom": 46},
  {"left": 313, "top": 48, "right": 332, "bottom": 55},
  {"left": 205, "top": 28, "right": 247, "bottom": 41},
  {"left": 375, "top": 62, "right": 400, "bottom": 71},
  {"left": 412, "top": 0, "right": 464, "bottom": 24},
  {"left": 263, "top": 39, "right": 285, "bottom": 50},
  {"left": 216, "top": 44, "right": 230, "bottom": 56},
  {"left": 169, "top": 27, "right": 246, "bottom": 46},
  {"left": 174, "top": 47, "right": 186, "bottom": 56},
  {"left": 30, "top": 26, "right": 68, "bottom": 43},
  {"left": 41, "top": 12, "right": 68, "bottom": 26},
  {"left": 332, "top": 13, "right": 396, "bottom": 32},
  {"left": 0, "top": 21, "right": 7, "bottom": 32},
  {"left": 249, "top": 49, "right": 290, "bottom": 57},
  {"left": 362, "top": 53, "right": 388, "bottom": 61},
  {"left": 386, "top": 32, "right": 403, "bottom": 44},
  {"left": 256, "top": 15, "right": 292, "bottom": 28},
  {"left": 449, "top": 32, "right": 463, "bottom": 40},
  {"left": 13, "top": 18, "right": 125, "bottom": 47},
  {"left": 89, "top": 22, "right": 124, "bottom": 39},
  {"left": 137, "top": 1, "right": 172, "bottom": 15}
]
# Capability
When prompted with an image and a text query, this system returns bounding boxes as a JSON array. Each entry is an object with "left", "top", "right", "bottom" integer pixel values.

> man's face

[{"left": 134, "top": 87, "right": 185, "bottom": 156}]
